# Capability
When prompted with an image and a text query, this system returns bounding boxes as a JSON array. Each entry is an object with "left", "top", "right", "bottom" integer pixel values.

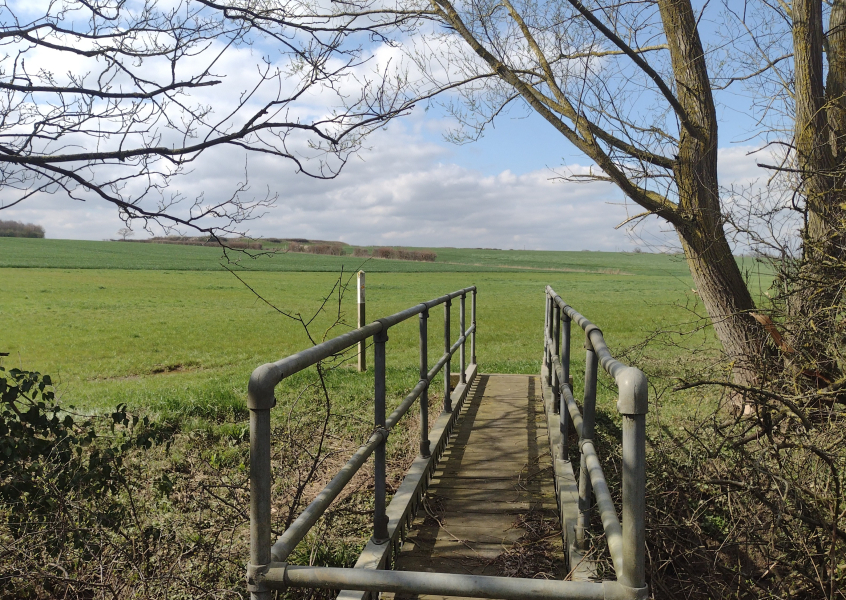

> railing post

[
  {"left": 542, "top": 292, "right": 547, "bottom": 369},
  {"left": 459, "top": 293, "right": 466, "bottom": 384},
  {"left": 419, "top": 309, "right": 431, "bottom": 458},
  {"left": 562, "top": 313, "right": 571, "bottom": 390},
  {"left": 373, "top": 327, "right": 389, "bottom": 544},
  {"left": 560, "top": 314, "right": 571, "bottom": 462},
  {"left": 544, "top": 294, "right": 552, "bottom": 385},
  {"left": 246, "top": 391, "right": 273, "bottom": 599},
  {"left": 576, "top": 333, "right": 598, "bottom": 552},
  {"left": 582, "top": 332, "right": 598, "bottom": 438},
  {"left": 471, "top": 289, "right": 477, "bottom": 365},
  {"left": 357, "top": 271, "right": 366, "bottom": 372},
  {"left": 552, "top": 303, "right": 561, "bottom": 409},
  {"left": 618, "top": 368, "right": 648, "bottom": 591},
  {"left": 444, "top": 298, "right": 452, "bottom": 412}
]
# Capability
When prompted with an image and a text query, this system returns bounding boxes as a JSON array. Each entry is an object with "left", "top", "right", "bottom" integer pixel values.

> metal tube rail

[
  {"left": 373, "top": 328, "right": 389, "bottom": 544},
  {"left": 577, "top": 337, "right": 598, "bottom": 551},
  {"left": 549, "top": 293, "right": 555, "bottom": 381},
  {"left": 545, "top": 286, "right": 629, "bottom": 380},
  {"left": 582, "top": 439, "right": 624, "bottom": 577},
  {"left": 554, "top": 354, "right": 625, "bottom": 573},
  {"left": 257, "top": 287, "right": 476, "bottom": 568},
  {"left": 249, "top": 405, "right": 272, "bottom": 600},
  {"left": 271, "top": 431, "right": 384, "bottom": 561},
  {"left": 460, "top": 293, "right": 467, "bottom": 385},
  {"left": 552, "top": 303, "right": 561, "bottom": 402},
  {"left": 553, "top": 356, "right": 583, "bottom": 439},
  {"left": 269, "top": 565, "right": 632, "bottom": 600},
  {"left": 543, "top": 285, "right": 648, "bottom": 594},
  {"left": 426, "top": 326, "right": 474, "bottom": 382},
  {"left": 248, "top": 288, "right": 476, "bottom": 408},
  {"left": 419, "top": 309, "right": 430, "bottom": 457},
  {"left": 471, "top": 289, "right": 477, "bottom": 364},
  {"left": 621, "top": 413, "right": 646, "bottom": 589},
  {"left": 444, "top": 298, "right": 451, "bottom": 411},
  {"left": 386, "top": 379, "right": 428, "bottom": 430},
  {"left": 270, "top": 335, "right": 472, "bottom": 562}
]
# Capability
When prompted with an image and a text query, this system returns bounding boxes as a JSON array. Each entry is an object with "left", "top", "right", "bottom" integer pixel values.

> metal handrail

[
  {"left": 543, "top": 285, "right": 648, "bottom": 593},
  {"left": 246, "top": 286, "right": 477, "bottom": 599},
  {"left": 244, "top": 284, "right": 649, "bottom": 600}
]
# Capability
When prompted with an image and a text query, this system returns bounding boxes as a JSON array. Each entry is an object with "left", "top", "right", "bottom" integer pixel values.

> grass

[
  {"left": 0, "top": 240, "right": 714, "bottom": 488},
  {"left": 0, "top": 236, "right": 695, "bottom": 275},
  {"left": 2, "top": 237, "right": 761, "bottom": 599},
  {"left": 1, "top": 250, "right": 706, "bottom": 419},
  {"left": 2, "top": 239, "right": 736, "bottom": 546}
]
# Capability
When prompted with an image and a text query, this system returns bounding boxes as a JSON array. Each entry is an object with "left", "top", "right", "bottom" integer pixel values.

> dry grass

[{"left": 491, "top": 510, "right": 563, "bottom": 579}]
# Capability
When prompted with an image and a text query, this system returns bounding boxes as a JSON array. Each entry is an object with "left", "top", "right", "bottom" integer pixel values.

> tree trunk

[
  {"left": 658, "top": 0, "right": 766, "bottom": 385},
  {"left": 678, "top": 224, "right": 764, "bottom": 379},
  {"left": 788, "top": 0, "right": 846, "bottom": 381},
  {"left": 793, "top": 0, "right": 838, "bottom": 252},
  {"left": 826, "top": 0, "right": 846, "bottom": 162}
]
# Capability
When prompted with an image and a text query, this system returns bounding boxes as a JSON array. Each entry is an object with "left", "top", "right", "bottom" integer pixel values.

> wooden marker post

[{"left": 357, "top": 271, "right": 366, "bottom": 371}]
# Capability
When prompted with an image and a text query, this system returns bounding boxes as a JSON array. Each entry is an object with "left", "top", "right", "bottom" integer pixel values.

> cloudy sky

[
  {"left": 0, "top": 2, "right": 772, "bottom": 251},
  {"left": 3, "top": 110, "right": 769, "bottom": 251}
]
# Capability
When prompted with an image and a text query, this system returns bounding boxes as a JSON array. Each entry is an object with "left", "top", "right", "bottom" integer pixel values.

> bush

[
  {"left": 373, "top": 247, "right": 436, "bottom": 261},
  {"left": 311, "top": 244, "right": 344, "bottom": 256},
  {"left": 134, "top": 237, "right": 263, "bottom": 249},
  {"left": 0, "top": 220, "right": 45, "bottom": 238},
  {"left": 287, "top": 242, "right": 344, "bottom": 256},
  {"left": 352, "top": 247, "right": 370, "bottom": 257},
  {"left": 0, "top": 366, "right": 180, "bottom": 598},
  {"left": 0, "top": 365, "right": 394, "bottom": 599}
]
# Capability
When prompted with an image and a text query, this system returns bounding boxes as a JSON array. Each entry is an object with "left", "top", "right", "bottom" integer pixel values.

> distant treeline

[
  {"left": 287, "top": 242, "right": 345, "bottom": 256},
  {"left": 115, "top": 235, "right": 437, "bottom": 261},
  {"left": 286, "top": 242, "right": 437, "bottom": 262},
  {"left": 368, "top": 247, "right": 437, "bottom": 262},
  {"left": 121, "top": 236, "right": 263, "bottom": 250},
  {"left": 267, "top": 237, "right": 348, "bottom": 246},
  {"left": 0, "top": 219, "right": 45, "bottom": 238}
]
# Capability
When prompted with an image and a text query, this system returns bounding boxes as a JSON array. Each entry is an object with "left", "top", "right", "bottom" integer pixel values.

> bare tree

[
  {"left": 709, "top": 0, "right": 846, "bottom": 391},
  {"left": 378, "top": 0, "right": 769, "bottom": 382},
  {"left": 0, "top": 0, "right": 420, "bottom": 238},
  {"left": 388, "top": 0, "right": 846, "bottom": 384}
]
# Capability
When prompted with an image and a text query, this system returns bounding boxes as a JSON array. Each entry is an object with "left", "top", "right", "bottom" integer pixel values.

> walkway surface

[{"left": 385, "top": 374, "right": 566, "bottom": 599}]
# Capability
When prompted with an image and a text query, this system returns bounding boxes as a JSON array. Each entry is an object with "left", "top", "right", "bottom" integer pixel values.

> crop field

[
  {"left": 1, "top": 237, "right": 778, "bottom": 598},
  {"left": 0, "top": 237, "right": 736, "bottom": 420},
  {"left": 1, "top": 235, "right": 696, "bottom": 274},
  {"left": 0, "top": 236, "right": 780, "bottom": 433}
]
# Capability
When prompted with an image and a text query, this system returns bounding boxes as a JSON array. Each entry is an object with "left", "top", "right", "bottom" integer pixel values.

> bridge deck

[{"left": 386, "top": 374, "right": 566, "bottom": 599}]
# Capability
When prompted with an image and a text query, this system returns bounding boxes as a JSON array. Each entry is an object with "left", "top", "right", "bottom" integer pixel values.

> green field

[
  {"left": 0, "top": 238, "right": 719, "bottom": 423},
  {"left": 0, "top": 237, "right": 765, "bottom": 597},
  {"left": 0, "top": 236, "right": 695, "bottom": 274}
]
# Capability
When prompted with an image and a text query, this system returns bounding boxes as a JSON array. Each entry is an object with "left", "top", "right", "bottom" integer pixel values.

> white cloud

[
  {"left": 0, "top": 6, "right": 772, "bottom": 254},
  {"left": 2, "top": 111, "right": 783, "bottom": 253},
  {"left": 1, "top": 116, "right": 680, "bottom": 250}
]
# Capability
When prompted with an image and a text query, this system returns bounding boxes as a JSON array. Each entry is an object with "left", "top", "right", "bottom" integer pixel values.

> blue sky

[{"left": 0, "top": 0, "right": 777, "bottom": 251}]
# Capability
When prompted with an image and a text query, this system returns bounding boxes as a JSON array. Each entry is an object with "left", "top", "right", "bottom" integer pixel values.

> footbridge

[{"left": 246, "top": 285, "right": 648, "bottom": 600}]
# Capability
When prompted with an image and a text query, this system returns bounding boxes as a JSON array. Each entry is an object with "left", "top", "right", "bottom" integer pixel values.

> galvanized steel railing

[
  {"left": 244, "top": 285, "right": 648, "bottom": 600},
  {"left": 246, "top": 287, "right": 478, "bottom": 599},
  {"left": 542, "top": 285, "right": 648, "bottom": 596}
]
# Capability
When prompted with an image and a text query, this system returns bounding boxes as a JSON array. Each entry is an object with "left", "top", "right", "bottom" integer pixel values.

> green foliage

[
  {"left": 0, "top": 220, "right": 44, "bottom": 238},
  {"left": 0, "top": 366, "right": 167, "bottom": 543},
  {"left": 0, "top": 367, "right": 251, "bottom": 599},
  {"left": 1, "top": 367, "right": 118, "bottom": 533}
]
